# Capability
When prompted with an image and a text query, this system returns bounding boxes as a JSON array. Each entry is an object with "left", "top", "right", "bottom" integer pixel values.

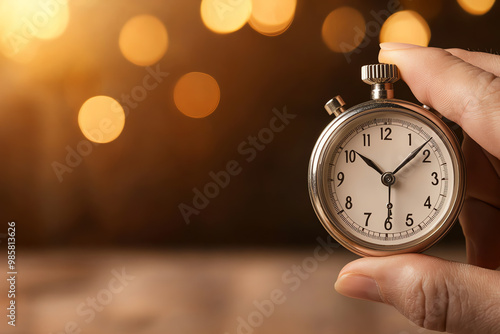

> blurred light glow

[
  {"left": 119, "top": 15, "right": 168, "bottom": 66},
  {"left": 457, "top": 0, "right": 495, "bottom": 15},
  {"left": 322, "top": 7, "right": 365, "bottom": 53},
  {"left": 5, "top": 42, "right": 39, "bottom": 64},
  {"left": 380, "top": 10, "right": 431, "bottom": 47},
  {"left": 201, "top": 0, "right": 252, "bottom": 34},
  {"left": 78, "top": 96, "right": 125, "bottom": 144},
  {"left": 0, "top": 0, "right": 69, "bottom": 58},
  {"left": 401, "top": 0, "right": 443, "bottom": 20},
  {"left": 249, "top": 0, "right": 296, "bottom": 36},
  {"left": 174, "top": 72, "right": 220, "bottom": 119}
]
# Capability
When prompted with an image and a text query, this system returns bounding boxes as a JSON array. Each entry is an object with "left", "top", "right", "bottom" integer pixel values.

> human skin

[{"left": 334, "top": 43, "right": 500, "bottom": 334}]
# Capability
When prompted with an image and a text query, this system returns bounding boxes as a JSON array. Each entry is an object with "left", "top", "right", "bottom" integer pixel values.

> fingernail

[
  {"left": 380, "top": 42, "right": 424, "bottom": 51},
  {"left": 335, "top": 274, "right": 383, "bottom": 303}
]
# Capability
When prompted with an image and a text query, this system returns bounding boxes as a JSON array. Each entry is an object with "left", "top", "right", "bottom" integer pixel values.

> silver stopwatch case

[{"left": 308, "top": 64, "right": 466, "bottom": 257}]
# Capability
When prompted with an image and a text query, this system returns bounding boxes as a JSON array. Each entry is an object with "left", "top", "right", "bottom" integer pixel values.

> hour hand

[{"left": 354, "top": 151, "right": 384, "bottom": 175}]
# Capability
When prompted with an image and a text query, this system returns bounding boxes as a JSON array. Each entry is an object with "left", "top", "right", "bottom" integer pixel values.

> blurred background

[{"left": 0, "top": 0, "right": 497, "bottom": 333}]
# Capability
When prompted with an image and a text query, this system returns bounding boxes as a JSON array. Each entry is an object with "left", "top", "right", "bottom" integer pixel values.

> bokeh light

[
  {"left": 457, "top": 0, "right": 495, "bottom": 15},
  {"left": 174, "top": 72, "right": 221, "bottom": 119},
  {"left": 380, "top": 10, "right": 431, "bottom": 47},
  {"left": 249, "top": 0, "right": 296, "bottom": 36},
  {"left": 401, "top": 0, "right": 443, "bottom": 20},
  {"left": 322, "top": 7, "right": 365, "bottom": 53},
  {"left": 78, "top": 96, "right": 126, "bottom": 144},
  {"left": 201, "top": 0, "right": 252, "bottom": 34},
  {"left": 4, "top": 42, "right": 39, "bottom": 64},
  {"left": 0, "top": 0, "right": 69, "bottom": 58},
  {"left": 119, "top": 15, "right": 168, "bottom": 66}
]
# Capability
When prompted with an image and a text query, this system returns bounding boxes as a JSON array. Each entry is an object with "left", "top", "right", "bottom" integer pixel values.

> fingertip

[
  {"left": 337, "top": 257, "right": 374, "bottom": 277},
  {"left": 378, "top": 43, "right": 425, "bottom": 63},
  {"left": 378, "top": 49, "right": 402, "bottom": 64},
  {"left": 379, "top": 42, "right": 424, "bottom": 51},
  {"left": 378, "top": 49, "right": 391, "bottom": 64},
  {"left": 334, "top": 273, "right": 384, "bottom": 303}
]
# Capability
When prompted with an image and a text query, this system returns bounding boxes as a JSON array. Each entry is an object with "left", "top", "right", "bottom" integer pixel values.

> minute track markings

[
  {"left": 327, "top": 113, "right": 454, "bottom": 244},
  {"left": 348, "top": 223, "right": 428, "bottom": 240}
]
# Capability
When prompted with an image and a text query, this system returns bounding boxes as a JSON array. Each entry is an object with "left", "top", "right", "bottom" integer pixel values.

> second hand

[
  {"left": 381, "top": 172, "right": 395, "bottom": 231},
  {"left": 386, "top": 184, "right": 393, "bottom": 225}
]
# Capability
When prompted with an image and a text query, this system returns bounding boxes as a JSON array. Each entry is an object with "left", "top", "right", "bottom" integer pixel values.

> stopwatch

[{"left": 308, "top": 63, "right": 466, "bottom": 257}]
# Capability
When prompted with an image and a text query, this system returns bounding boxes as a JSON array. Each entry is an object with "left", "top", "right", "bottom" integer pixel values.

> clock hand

[
  {"left": 392, "top": 137, "right": 433, "bottom": 175},
  {"left": 381, "top": 172, "right": 395, "bottom": 230},
  {"left": 386, "top": 184, "right": 393, "bottom": 226},
  {"left": 354, "top": 151, "right": 384, "bottom": 175}
]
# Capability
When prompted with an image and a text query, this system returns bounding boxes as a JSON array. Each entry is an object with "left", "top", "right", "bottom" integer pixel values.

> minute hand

[{"left": 392, "top": 137, "right": 433, "bottom": 175}]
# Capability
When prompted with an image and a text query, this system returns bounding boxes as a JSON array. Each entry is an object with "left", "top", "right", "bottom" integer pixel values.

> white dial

[
  {"left": 309, "top": 105, "right": 465, "bottom": 256},
  {"left": 327, "top": 111, "right": 453, "bottom": 245}
]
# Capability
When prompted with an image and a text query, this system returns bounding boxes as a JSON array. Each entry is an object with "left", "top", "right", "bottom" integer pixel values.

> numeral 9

[{"left": 337, "top": 172, "right": 344, "bottom": 186}]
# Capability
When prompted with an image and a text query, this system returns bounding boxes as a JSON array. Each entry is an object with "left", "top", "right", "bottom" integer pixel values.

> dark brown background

[{"left": 0, "top": 0, "right": 497, "bottom": 249}]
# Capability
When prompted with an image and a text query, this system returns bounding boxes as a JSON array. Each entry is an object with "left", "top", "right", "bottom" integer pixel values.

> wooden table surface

[{"left": 0, "top": 246, "right": 466, "bottom": 334}]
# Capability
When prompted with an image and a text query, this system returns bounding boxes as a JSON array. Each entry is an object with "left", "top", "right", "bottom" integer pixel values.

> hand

[
  {"left": 354, "top": 151, "right": 384, "bottom": 175},
  {"left": 335, "top": 43, "right": 500, "bottom": 334},
  {"left": 392, "top": 137, "right": 432, "bottom": 174}
]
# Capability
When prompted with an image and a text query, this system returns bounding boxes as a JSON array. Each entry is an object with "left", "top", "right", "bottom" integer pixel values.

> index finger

[{"left": 379, "top": 43, "right": 500, "bottom": 159}]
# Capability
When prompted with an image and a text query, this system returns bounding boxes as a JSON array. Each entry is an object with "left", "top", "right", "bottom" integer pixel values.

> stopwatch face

[{"left": 309, "top": 105, "right": 466, "bottom": 256}]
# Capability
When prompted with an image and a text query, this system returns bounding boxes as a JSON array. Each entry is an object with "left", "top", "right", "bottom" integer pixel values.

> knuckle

[
  {"left": 405, "top": 277, "right": 447, "bottom": 331},
  {"left": 462, "top": 72, "right": 500, "bottom": 122},
  {"left": 394, "top": 261, "right": 500, "bottom": 333},
  {"left": 400, "top": 265, "right": 465, "bottom": 332}
]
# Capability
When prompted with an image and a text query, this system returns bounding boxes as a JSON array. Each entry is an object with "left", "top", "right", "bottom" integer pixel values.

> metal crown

[{"left": 361, "top": 64, "right": 400, "bottom": 85}]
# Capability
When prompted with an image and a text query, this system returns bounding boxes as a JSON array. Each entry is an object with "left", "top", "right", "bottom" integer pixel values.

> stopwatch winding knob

[
  {"left": 361, "top": 64, "right": 400, "bottom": 85},
  {"left": 362, "top": 64, "right": 400, "bottom": 100}
]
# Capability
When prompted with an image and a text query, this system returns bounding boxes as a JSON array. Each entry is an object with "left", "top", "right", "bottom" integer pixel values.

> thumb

[{"left": 335, "top": 254, "right": 500, "bottom": 333}]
